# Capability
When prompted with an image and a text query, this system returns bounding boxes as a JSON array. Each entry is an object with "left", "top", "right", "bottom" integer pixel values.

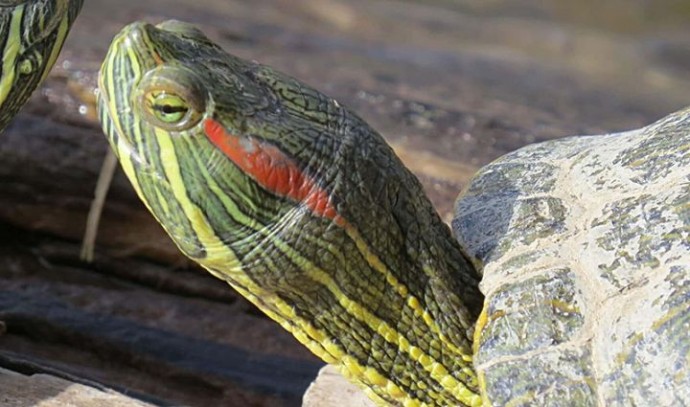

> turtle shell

[{"left": 453, "top": 107, "right": 690, "bottom": 405}]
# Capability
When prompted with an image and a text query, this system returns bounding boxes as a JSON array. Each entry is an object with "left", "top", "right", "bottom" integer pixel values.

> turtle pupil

[
  {"left": 141, "top": 82, "right": 206, "bottom": 128},
  {"left": 155, "top": 104, "right": 188, "bottom": 114},
  {"left": 149, "top": 93, "right": 190, "bottom": 124}
]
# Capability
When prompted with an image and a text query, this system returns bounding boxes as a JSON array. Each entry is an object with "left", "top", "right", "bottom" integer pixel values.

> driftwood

[
  {"left": 1, "top": 0, "right": 689, "bottom": 406},
  {"left": 1, "top": 367, "right": 155, "bottom": 407}
]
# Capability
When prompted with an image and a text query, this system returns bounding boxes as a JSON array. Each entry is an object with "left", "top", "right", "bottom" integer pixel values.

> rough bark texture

[
  {"left": 0, "top": 367, "right": 155, "bottom": 407},
  {"left": 0, "top": 0, "right": 688, "bottom": 406}
]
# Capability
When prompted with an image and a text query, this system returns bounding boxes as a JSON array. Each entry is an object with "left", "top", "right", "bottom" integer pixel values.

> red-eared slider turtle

[
  {"left": 0, "top": 0, "right": 83, "bottom": 131},
  {"left": 96, "top": 20, "right": 690, "bottom": 406}
]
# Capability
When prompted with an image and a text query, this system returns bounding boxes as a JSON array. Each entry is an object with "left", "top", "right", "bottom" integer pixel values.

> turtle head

[
  {"left": 99, "top": 20, "right": 484, "bottom": 406},
  {"left": 0, "top": 0, "right": 83, "bottom": 130},
  {"left": 99, "top": 20, "right": 371, "bottom": 277}
]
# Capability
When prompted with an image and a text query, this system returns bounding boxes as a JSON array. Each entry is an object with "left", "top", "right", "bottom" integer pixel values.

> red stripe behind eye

[{"left": 203, "top": 118, "right": 341, "bottom": 223}]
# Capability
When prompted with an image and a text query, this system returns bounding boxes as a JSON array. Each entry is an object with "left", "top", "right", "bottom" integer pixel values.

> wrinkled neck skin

[
  {"left": 206, "top": 74, "right": 485, "bottom": 406},
  {"left": 99, "top": 23, "right": 484, "bottom": 406}
]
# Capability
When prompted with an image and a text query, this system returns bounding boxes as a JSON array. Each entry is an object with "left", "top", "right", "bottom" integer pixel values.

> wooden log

[
  {"left": 0, "top": 224, "right": 321, "bottom": 406},
  {"left": 0, "top": 367, "right": 155, "bottom": 407},
  {"left": 302, "top": 366, "right": 373, "bottom": 407}
]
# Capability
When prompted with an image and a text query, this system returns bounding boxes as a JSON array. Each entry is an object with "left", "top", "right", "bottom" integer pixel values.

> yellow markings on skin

[
  {"left": 386, "top": 382, "right": 406, "bottom": 398},
  {"left": 227, "top": 275, "right": 344, "bottom": 367},
  {"left": 343, "top": 222, "right": 479, "bottom": 404},
  {"left": 0, "top": 3, "right": 72, "bottom": 104},
  {"left": 421, "top": 264, "right": 475, "bottom": 364},
  {"left": 100, "top": 42, "right": 146, "bottom": 201},
  {"left": 303, "top": 320, "right": 328, "bottom": 343},
  {"left": 205, "top": 251, "right": 347, "bottom": 370},
  {"left": 473, "top": 308, "right": 489, "bottom": 354},
  {"left": 104, "top": 85, "right": 424, "bottom": 403},
  {"left": 344, "top": 223, "right": 412, "bottom": 299},
  {"left": 364, "top": 367, "right": 389, "bottom": 387},
  {"left": 39, "top": 14, "right": 70, "bottom": 82},
  {"left": 363, "top": 387, "right": 395, "bottom": 407},
  {"left": 113, "top": 132, "right": 145, "bottom": 198},
  {"left": 172, "top": 202, "right": 439, "bottom": 404},
  {"left": 204, "top": 262, "right": 347, "bottom": 371},
  {"left": 345, "top": 359, "right": 411, "bottom": 406},
  {"left": 473, "top": 308, "right": 491, "bottom": 406},
  {"left": 101, "top": 25, "right": 481, "bottom": 406},
  {"left": 403, "top": 399, "right": 422, "bottom": 407},
  {"left": 154, "top": 127, "right": 242, "bottom": 272},
  {"left": 344, "top": 223, "right": 473, "bottom": 361},
  {"left": 256, "top": 230, "right": 477, "bottom": 405},
  {"left": 407, "top": 294, "right": 453, "bottom": 351},
  {"left": 193, "top": 153, "right": 263, "bottom": 233},
  {"left": 0, "top": 7, "right": 23, "bottom": 105},
  {"left": 102, "top": 82, "right": 147, "bottom": 208},
  {"left": 408, "top": 296, "right": 421, "bottom": 309},
  {"left": 101, "top": 33, "right": 178, "bottom": 247}
]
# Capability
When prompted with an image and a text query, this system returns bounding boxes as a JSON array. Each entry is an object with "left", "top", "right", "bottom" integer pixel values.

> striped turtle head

[
  {"left": 98, "top": 20, "right": 332, "bottom": 269},
  {"left": 0, "top": 0, "right": 83, "bottom": 130},
  {"left": 99, "top": 20, "right": 484, "bottom": 406}
]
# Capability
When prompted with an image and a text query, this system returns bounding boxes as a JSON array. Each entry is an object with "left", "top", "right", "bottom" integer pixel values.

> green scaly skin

[
  {"left": 0, "top": 0, "right": 83, "bottom": 132},
  {"left": 98, "top": 20, "right": 484, "bottom": 407}
]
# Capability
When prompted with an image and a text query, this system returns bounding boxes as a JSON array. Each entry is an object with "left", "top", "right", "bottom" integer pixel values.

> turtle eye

[
  {"left": 145, "top": 91, "right": 193, "bottom": 125},
  {"left": 136, "top": 66, "right": 206, "bottom": 132}
]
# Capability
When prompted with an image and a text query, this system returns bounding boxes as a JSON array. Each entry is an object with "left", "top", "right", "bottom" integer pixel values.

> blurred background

[{"left": 0, "top": 0, "right": 688, "bottom": 406}]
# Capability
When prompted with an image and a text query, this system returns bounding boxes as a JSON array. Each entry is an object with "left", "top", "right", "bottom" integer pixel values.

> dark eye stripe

[{"left": 154, "top": 104, "right": 188, "bottom": 114}]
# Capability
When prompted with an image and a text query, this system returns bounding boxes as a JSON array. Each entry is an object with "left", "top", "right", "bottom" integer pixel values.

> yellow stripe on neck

[{"left": 0, "top": 8, "right": 24, "bottom": 106}]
